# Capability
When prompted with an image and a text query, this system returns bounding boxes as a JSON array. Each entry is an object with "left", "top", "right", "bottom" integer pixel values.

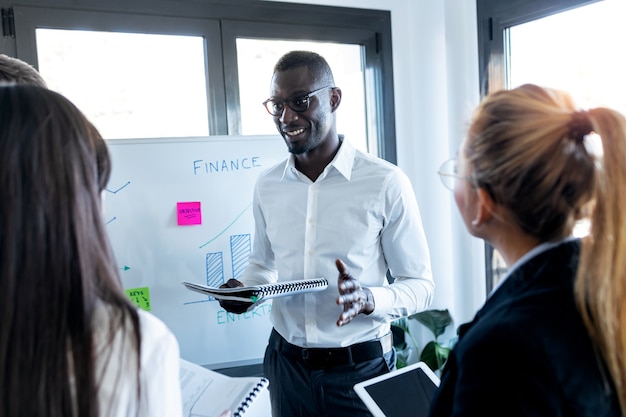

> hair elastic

[{"left": 569, "top": 111, "right": 593, "bottom": 143}]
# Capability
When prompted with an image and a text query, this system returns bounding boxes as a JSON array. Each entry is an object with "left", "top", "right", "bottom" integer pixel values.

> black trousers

[{"left": 264, "top": 329, "right": 396, "bottom": 417}]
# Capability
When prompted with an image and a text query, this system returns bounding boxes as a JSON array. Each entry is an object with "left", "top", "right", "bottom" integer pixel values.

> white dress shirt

[
  {"left": 240, "top": 139, "right": 434, "bottom": 348},
  {"left": 94, "top": 305, "right": 183, "bottom": 417}
]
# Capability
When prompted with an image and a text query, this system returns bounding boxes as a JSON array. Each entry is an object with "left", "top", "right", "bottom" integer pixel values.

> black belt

[{"left": 269, "top": 328, "right": 393, "bottom": 370}]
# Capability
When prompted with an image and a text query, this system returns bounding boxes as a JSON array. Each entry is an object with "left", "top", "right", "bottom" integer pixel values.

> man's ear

[
  {"left": 330, "top": 87, "right": 342, "bottom": 112},
  {"left": 472, "top": 187, "right": 495, "bottom": 227}
]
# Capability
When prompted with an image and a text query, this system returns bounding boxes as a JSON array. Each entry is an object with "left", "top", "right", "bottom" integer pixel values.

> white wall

[{"left": 266, "top": 0, "right": 486, "bottom": 333}]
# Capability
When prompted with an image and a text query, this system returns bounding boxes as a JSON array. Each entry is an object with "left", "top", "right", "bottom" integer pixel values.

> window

[
  {"left": 220, "top": 19, "right": 381, "bottom": 155},
  {"left": 507, "top": 0, "right": 626, "bottom": 113},
  {"left": 476, "top": 0, "right": 603, "bottom": 96},
  {"left": 6, "top": 1, "right": 394, "bottom": 160},
  {"left": 37, "top": 29, "right": 209, "bottom": 139},
  {"left": 477, "top": 0, "right": 615, "bottom": 293}
]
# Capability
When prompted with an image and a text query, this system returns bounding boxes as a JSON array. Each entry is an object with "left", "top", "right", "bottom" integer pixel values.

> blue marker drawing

[
  {"left": 106, "top": 216, "right": 117, "bottom": 225},
  {"left": 206, "top": 252, "right": 224, "bottom": 288},
  {"left": 105, "top": 181, "right": 131, "bottom": 194},
  {"left": 185, "top": 234, "right": 251, "bottom": 305},
  {"left": 230, "top": 234, "right": 251, "bottom": 279},
  {"left": 198, "top": 202, "right": 252, "bottom": 249},
  {"left": 183, "top": 298, "right": 211, "bottom": 305}
]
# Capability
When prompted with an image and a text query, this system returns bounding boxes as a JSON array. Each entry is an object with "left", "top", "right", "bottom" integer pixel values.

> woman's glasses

[
  {"left": 262, "top": 86, "right": 334, "bottom": 116},
  {"left": 437, "top": 158, "right": 471, "bottom": 191}
]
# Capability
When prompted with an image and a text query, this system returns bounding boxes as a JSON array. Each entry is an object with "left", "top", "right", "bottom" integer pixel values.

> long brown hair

[
  {"left": 0, "top": 85, "right": 141, "bottom": 416},
  {"left": 465, "top": 83, "right": 626, "bottom": 412}
]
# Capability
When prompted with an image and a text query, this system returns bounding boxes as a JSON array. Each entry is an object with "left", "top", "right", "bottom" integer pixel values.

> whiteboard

[{"left": 104, "top": 135, "right": 286, "bottom": 368}]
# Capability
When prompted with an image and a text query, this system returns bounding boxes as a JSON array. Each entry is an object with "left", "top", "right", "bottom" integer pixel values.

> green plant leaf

[
  {"left": 395, "top": 345, "right": 412, "bottom": 369},
  {"left": 434, "top": 343, "right": 451, "bottom": 370},
  {"left": 392, "top": 317, "right": 409, "bottom": 333},
  {"left": 396, "top": 357, "right": 408, "bottom": 369},
  {"left": 391, "top": 320, "right": 421, "bottom": 357},
  {"left": 419, "top": 341, "right": 439, "bottom": 371},
  {"left": 390, "top": 324, "right": 407, "bottom": 349},
  {"left": 409, "top": 309, "right": 452, "bottom": 339},
  {"left": 419, "top": 341, "right": 451, "bottom": 372}
]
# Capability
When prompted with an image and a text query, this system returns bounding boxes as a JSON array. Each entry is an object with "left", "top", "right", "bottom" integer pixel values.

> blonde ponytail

[{"left": 575, "top": 107, "right": 626, "bottom": 413}]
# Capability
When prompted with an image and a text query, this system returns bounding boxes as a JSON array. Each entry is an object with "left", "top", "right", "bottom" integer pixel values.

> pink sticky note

[{"left": 177, "top": 202, "right": 202, "bottom": 225}]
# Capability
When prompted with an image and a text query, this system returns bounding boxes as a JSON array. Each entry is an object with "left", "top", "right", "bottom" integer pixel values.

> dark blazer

[{"left": 429, "top": 239, "right": 620, "bottom": 417}]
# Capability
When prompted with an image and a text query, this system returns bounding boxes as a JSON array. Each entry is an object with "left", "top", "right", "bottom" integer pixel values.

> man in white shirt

[{"left": 219, "top": 50, "right": 433, "bottom": 417}]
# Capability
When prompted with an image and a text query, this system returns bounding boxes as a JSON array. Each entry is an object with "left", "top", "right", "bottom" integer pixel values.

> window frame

[
  {"left": 1, "top": 0, "right": 396, "bottom": 162},
  {"left": 221, "top": 21, "right": 375, "bottom": 140},
  {"left": 12, "top": 6, "right": 227, "bottom": 135},
  {"left": 476, "top": 0, "right": 603, "bottom": 97},
  {"left": 476, "top": 0, "right": 604, "bottom": 294}
]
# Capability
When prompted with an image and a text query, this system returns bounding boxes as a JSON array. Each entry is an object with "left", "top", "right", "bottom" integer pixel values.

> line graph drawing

[
  {"left": 104, "top": 180, "right": 130, "bottom": 226},
  {"left": 199, "top": 202, "right": 252, "bottom": 249},
  {"left": 185, "top": 200, "right": 255, "bottom": 305},
  {"left": 105, "top": 181, "right": 131, "bottom": 194}
]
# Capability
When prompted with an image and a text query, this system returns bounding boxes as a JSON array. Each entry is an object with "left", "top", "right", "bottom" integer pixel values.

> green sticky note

[{"left": 125, "top": 286, "right": 151, "bottom": 311}]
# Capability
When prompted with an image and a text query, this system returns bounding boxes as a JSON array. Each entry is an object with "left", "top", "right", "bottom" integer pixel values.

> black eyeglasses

[{"left": 262, "top": 86, "right": 334, "bottom": 116}]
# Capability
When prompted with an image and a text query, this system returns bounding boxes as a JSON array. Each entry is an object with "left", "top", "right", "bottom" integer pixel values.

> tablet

[{"left": 353, "top": 361, "right": 440, "bottom": 417}]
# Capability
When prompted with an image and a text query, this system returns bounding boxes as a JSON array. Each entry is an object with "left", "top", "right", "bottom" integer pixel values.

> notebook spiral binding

[
  {"left": 233, "top": 377, "right": 269, "bottom": 417},
  {"left": 263, "top": 278, "right": 328, "bottom": 296}
]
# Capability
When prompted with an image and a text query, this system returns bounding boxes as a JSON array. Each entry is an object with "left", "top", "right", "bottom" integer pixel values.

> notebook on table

[
  {"left": 180, "top": 359, "right": 270, "bottom": 417},
  {"left": 353, "top": 361, "right": 440, "bottom": 417}
]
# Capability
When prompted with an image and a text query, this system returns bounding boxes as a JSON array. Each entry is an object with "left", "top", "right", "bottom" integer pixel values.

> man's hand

[
  {"left": 217, "top": 278, "right": 252, "bottom": 314},
  {"left": 335, "top": 259, "right": 374, "bottom": 326}
]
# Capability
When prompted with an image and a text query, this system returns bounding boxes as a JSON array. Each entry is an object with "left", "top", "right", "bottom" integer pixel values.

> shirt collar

[
  {"left": 279, "top": 136, "right": 355, "bottom": 181},
  {"left": 488, "top": 236, "right": 578, "bottom": 298},
  {"left": 331, "top": 137, "right": 355, "bottom": 180}
]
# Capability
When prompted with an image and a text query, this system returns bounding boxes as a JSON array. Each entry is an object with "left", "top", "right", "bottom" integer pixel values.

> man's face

[{"left": 268, "top": 66, "right": 334, "bottom": 155}]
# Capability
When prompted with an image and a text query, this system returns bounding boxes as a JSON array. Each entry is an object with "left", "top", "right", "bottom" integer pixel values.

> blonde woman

[{"left": 431, "top": 84, "right": 623, "bottom": 416}]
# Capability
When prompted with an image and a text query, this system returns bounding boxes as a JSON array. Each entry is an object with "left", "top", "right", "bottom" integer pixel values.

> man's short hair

[{"left": 274, "top": 50, "right": 335, "bottom": 87}]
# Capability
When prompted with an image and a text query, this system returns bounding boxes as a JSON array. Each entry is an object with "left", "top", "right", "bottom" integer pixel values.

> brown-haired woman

[{"left": 0, "top": 85, "right": 182, "bottom": 417}]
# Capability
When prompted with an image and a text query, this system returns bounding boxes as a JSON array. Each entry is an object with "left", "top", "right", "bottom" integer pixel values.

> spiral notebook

[
  {"left": 180, "top": 359, "right": 270, "bottom": 417},
  {"left": 182, "top": 277, "right": 329, "bottom": 304}
]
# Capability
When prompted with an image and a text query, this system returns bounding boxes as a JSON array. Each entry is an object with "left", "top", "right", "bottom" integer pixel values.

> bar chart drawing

[
  {"left": 206, "top": 252, "right": 224, "bottom": 288},
  {"left": 230, "top": 234, "right": 251, "bottom": 279},
  {"left": 202, "top": 233, "right": 252, "bottom": 302}
]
